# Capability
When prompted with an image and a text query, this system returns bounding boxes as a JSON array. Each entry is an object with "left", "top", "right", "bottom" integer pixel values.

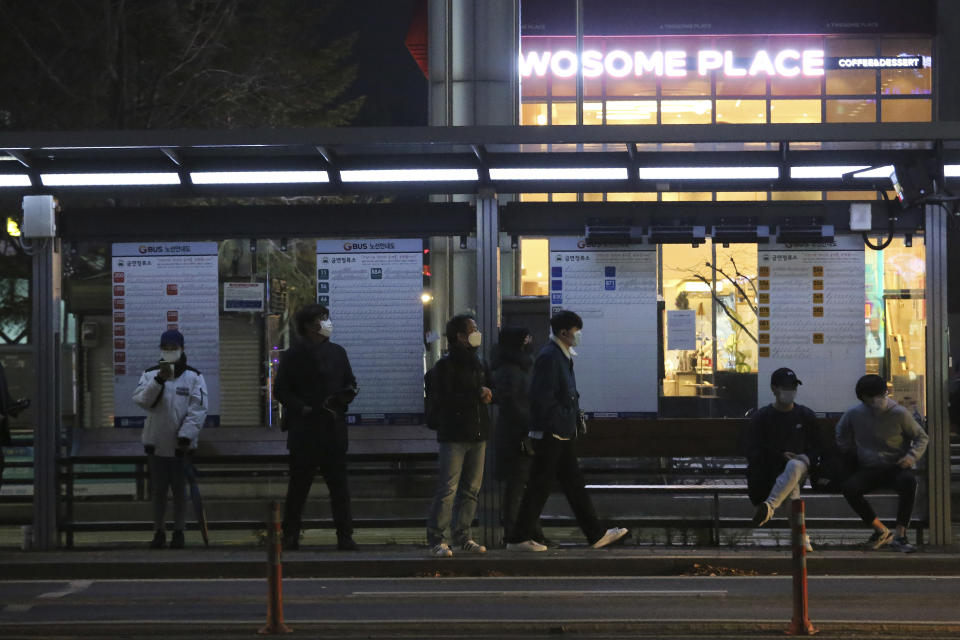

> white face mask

[
  {"left": 467, "top": 331, "right": 482, "bottom": 348},
  {"left": 570, "top": 330, "right": 582, "bottom": 347},
  {"left": 160, "top": 349, "right": 182, "bottom": 363},
  {"left": 319, "top": 319, "right": 333, "bottom": 338},
  {"left": 870, "top": 396, "right": 889, "bottom": 411},
  {"left": 776, "top": 389, "right": 797, "bottom": 404}
]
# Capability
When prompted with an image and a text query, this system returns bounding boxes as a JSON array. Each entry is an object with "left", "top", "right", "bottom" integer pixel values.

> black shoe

[
  {"left": 169, "top": 530, "right": 185, "bottom": 549},
  {"left": 281, "top": 534, "right": 300, "bottom": 551},
  {"left": 150, "top": 530, "right": 165, "bottom": 549},
  {"left": 337, "top": 535, "right": 359, "bottom": 551}
]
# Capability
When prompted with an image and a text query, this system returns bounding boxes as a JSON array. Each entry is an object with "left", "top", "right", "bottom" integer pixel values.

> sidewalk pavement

[{"left": 3, "top": 544, "right": 960, "bottom": 580}]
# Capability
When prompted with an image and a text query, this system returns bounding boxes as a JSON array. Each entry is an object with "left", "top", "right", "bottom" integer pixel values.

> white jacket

[{"left": 133, "top": 365, "right": 208, "bottom": 457}]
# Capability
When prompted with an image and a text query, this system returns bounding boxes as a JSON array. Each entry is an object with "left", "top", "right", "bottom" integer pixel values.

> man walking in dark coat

[
  {"left": 507, "top": 310, "right": 627, "bottom": 552},
  {"left": 276, "top": 304, "right": 358, "bottom": 551}
]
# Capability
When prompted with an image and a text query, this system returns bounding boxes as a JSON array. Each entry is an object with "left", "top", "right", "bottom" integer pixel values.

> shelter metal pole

[
  {"left": 924, "top": 203, "right": 951, "bottom": 546},
  {"left": 32, "top": 236, "right": 62, "bottom": 550},
  {"left": 476, "top": 192, "right": 501, "bottom": 548}
]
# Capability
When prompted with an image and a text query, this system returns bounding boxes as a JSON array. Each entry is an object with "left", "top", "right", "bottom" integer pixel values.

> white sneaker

[
  {"left": 803, "top": 534, "right": 814, "bottom": 553},
  {"left": 461, "top": 540, "right": 487, "bottom": 554},
  {"left": 431, "top": 543, "right": 453, "bottom": 557},
  {"left": 591, "top": 527, "right": 628, "bottom": 549},
  {"left": 752, "top": 501, "right": 774, "bottom": 528},
  {"left": 506, "top": 539, "right": 548, "bottom": 552}
]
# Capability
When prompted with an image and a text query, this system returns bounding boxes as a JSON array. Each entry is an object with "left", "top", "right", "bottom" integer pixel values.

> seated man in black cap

[{"left": 742, "top": 367, "right": 822, "bottom": 548}]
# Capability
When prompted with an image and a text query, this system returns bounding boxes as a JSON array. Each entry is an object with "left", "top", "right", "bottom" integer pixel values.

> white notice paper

[
  {"left": 223, "top": 282, "right": 264, "bottom": 312},
  {"left": 757, "top": 237, "right": 865, "bottom": 414},
  {"left": 667, "top": 310, "right": 697, "bottom": 351},
  {"left": 112, "top": 242, "right": 220, "bottom": 428},
  {"left": 316, "top": 239, "right": 424, "bottom": 424},
  {"left": 549, "top": 237, "right": 658, "bottom": 417}
]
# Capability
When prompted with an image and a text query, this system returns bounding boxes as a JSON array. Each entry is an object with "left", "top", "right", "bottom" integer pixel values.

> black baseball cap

[
  {"left": 770, "top": 367, "right": 802, "bottom": 387},
  {"left": 159, "top": 329, "right": 184, "bottom": 348}
]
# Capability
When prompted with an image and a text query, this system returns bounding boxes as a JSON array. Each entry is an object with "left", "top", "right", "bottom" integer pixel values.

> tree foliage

[
  {"left": 0, "top": 1, "right": 368, "bottom": 343},
  {"left": 0, "top": 0, "right": 364, "bottom": 129}
]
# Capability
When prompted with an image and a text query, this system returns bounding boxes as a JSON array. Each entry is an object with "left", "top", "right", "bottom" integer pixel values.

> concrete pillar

[
  {"left": 476, "top": 193, "right": 501, "bottom": 547},
  {"left": 924, "top": 203, "right": 952, "bottom": 546},
  {"left": 32, "top": 236, "right": 62, "bottom": 549},
  {"left": 428, "top": 0, "right": 519, "bottom": 127}
]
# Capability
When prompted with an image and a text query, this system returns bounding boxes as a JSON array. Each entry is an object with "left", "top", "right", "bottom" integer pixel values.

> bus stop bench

[
  {"left": 59, "top": 517, "right": 427, "bottom": 534},
  {"left": 580, "top": 483, "right": 928, "bottom": 546}
]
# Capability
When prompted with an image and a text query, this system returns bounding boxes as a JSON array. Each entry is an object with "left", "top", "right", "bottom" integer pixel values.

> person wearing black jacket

[
  {"left": 0, "top": 360, "right": 18, "bottom": 495},
  {"left": 492, "top": 326, "right": 544, "bottom": 544},
  {"left": 425, "top": 314, "right": 494, "bottom": 557},
  {"left": 275, "top": 304, "right": 358, "bottom": 551},
  {"left": 743, "top": 367, "right": 822, "bottom": 547},
  {"left": 506, "top": 310, "right": 628, "bottom": 552}
]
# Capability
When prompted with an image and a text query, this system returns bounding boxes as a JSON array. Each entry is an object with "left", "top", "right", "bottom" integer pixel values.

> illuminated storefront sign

[
  {"left": 519, "top": 48, "right": 923, "bottom": 79},
  {"left": 835, "top": 56, "right": 921, "bottom": 69}
]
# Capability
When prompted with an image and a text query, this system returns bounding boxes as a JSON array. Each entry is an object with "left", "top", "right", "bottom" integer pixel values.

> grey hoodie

[{"left": 835, "top": 399, "right": 928, "bottom": 468}]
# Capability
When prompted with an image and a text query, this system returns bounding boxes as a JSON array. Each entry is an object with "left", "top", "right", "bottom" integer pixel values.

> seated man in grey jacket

[{"left": 836, "top": 374, "right": 928, "bottom": 552}]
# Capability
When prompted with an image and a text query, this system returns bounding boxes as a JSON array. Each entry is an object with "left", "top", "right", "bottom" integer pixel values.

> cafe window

[
  {"left": 521, "top": 102, "right": 547, "bottom": 126},
  {"left": 865, "top": 238, "right": 927, "bottom": 416},
  {"left": 716, "top": 99, "right": 767, "bottom": 124},
  {"left": 770, "top": 99, "right": 821, "bottom": 123},
  {"left": 605, "top": 100, "right": 658, "bottom": 125},
  {"left": 661, "top": 100, "right": 712, "bottom": 124},
  {"left": 826, "top": 99, "right": 876, "bottom": 123},
  {"left": 882, "top": 99, "right": 932, "bottom": 122},
  {"left": 826, "top": 38, "right": 877, "bottom": 95},
  {"left": 519, "top": 238, "right": 549, "bottom": 296}
]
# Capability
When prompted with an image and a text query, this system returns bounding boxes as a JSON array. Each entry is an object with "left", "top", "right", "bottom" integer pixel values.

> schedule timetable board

[
  {"left": 316, "top": 239, "right": 425, "bottom": 424},
  {"left": 549, "top": 238, "right": 658, "bottom": 418},
  {"left": 757, "top": 236, "right": 865, "bottom": 415},
  {"left": 112, "top": 242, "right": 220, "bottom": 428}
]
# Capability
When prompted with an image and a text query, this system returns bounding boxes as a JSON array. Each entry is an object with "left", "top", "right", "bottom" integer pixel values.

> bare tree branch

[{"left": 692, "top": 273, "right": 757, "bottom": 344}]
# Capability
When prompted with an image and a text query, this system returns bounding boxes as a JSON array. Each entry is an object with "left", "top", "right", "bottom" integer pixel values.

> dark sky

[{"left": 341, "top": 0, "right": 428, "bottom": 126}]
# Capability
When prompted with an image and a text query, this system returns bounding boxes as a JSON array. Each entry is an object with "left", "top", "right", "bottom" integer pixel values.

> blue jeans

[{"left": 427, "top": 441, "right": 486, "bottom": 546}]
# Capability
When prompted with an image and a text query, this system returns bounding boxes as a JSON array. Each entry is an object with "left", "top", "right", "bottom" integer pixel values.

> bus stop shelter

[{"left": 0, "top": 122, "right": 954, "bottom": 548}]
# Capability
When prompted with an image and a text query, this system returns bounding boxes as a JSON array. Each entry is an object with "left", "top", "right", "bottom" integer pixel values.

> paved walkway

[{"left": 3, "top": 544, "right": 960, "bottom": 580}]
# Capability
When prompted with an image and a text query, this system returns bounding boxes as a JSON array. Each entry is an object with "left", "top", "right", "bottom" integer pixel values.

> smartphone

[{"left": 159, "top": 360, "right": 175, "bottom": 377}]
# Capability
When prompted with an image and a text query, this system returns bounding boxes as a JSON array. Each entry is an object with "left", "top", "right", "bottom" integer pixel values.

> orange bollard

[
  {"left": 259, "top": 500, "right": 292, "bottom": 635},
  {"left": 786, "top": 499, "right": 817, "bottom": 636}
]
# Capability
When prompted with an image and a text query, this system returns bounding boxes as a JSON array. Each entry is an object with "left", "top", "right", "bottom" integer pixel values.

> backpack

[{"left": 423, "top": 357, "right": 447, "bottom": 431}]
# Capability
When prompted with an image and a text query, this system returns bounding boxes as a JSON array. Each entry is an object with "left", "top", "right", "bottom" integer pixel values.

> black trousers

[
  {"left": 509, "top": 436, "right": 603, "bottom": 544},
  {"left": 841, "top": 465, "right": 918, "bottom": 528},
  {"left": 498, "top": 451, "right": 544, "bottom": 542},
  {"left": 282, "top": 450, "right": 353, "bottom": 539},
  {"left": 0, "top": 447, "right": 5, "bottom": 496}
]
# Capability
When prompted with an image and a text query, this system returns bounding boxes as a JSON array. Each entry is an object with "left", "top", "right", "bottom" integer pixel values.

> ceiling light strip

[
  {"left": 0, "top": 175, "right": 31, "bottom": 187},
  {"left": 489, "top": 168, "right": 628, "bottom": 180},
  {"left": 40, "top": 173, "right": 180, "bottom": 186},
  {"left": 340, "top": 169, "right": 478, "bottom": 182},
  {"left": 790, "top": 165, "right": 893, "bottom": 179},
  {"left": 190, "top": 170, "right": 329, "bottom": 184},
  {"left": 638, "top": 167, "right": 779, "bottom": 180}
]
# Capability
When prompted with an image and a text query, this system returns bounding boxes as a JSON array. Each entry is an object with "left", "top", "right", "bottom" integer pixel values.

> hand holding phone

[{"left": 157, "top": 360, "right": 175, "bottom": 381}]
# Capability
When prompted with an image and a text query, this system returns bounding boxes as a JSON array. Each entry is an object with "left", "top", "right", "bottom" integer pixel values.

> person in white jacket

[{"left": 133, "top": 330, "right": 208, "bottom": 549}]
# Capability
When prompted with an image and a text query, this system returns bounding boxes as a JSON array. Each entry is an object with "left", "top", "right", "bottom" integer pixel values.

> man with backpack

[{"left": 424, "top": 314, "right": 494, "bottom": 557}]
